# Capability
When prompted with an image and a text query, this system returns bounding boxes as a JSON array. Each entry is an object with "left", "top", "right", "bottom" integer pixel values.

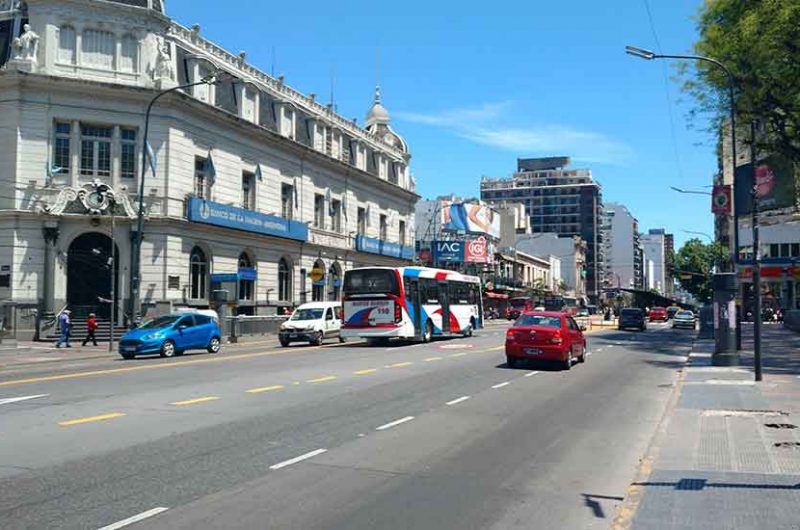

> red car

[
  {"left": 648, "top": 307, "right": 668, "bottom": 322},
  {"left": 505, "top": 311, "right": 587, "bottom": 370}
]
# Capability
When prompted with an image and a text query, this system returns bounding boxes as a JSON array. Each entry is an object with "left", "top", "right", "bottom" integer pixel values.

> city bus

[
  {"left": 341, "top": 266, "right": 483, "bottom": 344},
  {"left": 543, "top": 294, "right": 578, "bottom": 315}
]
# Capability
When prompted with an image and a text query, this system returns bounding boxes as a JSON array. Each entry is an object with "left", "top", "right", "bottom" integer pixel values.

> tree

[
  {"left": 672, "top": 238, "right": 728, "bottom": 302},
  {"left": 684, "top": 0, "right": 800, "bottom": 166}
]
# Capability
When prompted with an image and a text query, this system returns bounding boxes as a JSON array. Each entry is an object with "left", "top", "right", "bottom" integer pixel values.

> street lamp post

[
  {"left": 627, "top": 45, "right": 741, "bottom": 365},
  {"left": 127, "top": 74, "right": 218, "bottom": 327}
]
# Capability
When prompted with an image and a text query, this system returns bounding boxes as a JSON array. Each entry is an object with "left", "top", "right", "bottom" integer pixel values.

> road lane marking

[
  {"left": 479, "top": 346, "right": 505, "bottom": 353},
  {"left": 491, "top": 382, "right": 510, "bottom": 389},
  {"left": 449, "top": 352, "right": 468, "bottom": 358},
  {"left": 307, "top": 375, "right": 337, "bottom": 383},
  {"left": 0, "top": 394, "right": 49, "bottom": 405},
  {"left": 170, "top": 396, "right": 219, "bottom": 406},
  {"left": 446, "top": 396, "right": 470, "bottom": 406},
  {"left": 269, "top": 448, "right": 328, "bottom": 470},
  {"left": 246, "top": 385, "right": 284, "bottom": 394},
  {"left": 424, "top": 356, "right": 443, "bottom": 362},
  {"left": 388, "top": 362, "right": 413, "bottom": 368},
  {"left": 59, "top": 412, "right": 126, "bottom": 427},
  {"left": 376, "top": 416, "right": 415, "bottom": 430},
  {"left": 524, "top": 371, "right": 540, "bottom": 377},
  {"left": 98, "top": 507, "right": 170, "bottom": 530},
  {"left": 354, "top": 369, "right": 377, "bottom": 375}
]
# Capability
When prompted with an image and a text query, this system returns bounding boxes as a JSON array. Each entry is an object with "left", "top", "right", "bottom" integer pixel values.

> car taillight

[
  {"left": 550, "top": 332, "right": 563, "bottom": 344},
  {"left": 506, "top": 330, "right": 515, "bottom": 341},
  {"left": 394, "top": 303, "right": 402, "bottom": 323}
]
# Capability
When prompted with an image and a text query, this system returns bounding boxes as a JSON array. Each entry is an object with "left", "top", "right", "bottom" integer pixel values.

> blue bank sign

[
  {"left": 187, "top": 197, "right": 308, "bottom": 242},
  {"left": 432, "top": 240, "right": 464, "bottom": 262},
  {"left": 356, "top": 235, "right": 414, "bottom": 260}
]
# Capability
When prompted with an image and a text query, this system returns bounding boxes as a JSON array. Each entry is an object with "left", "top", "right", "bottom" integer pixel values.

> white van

[{"left": 278, "top": 302, "right": 344, "bottom": 346}]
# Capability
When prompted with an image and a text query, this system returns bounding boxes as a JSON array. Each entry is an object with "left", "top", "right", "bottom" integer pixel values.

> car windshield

[
  {"left": 138, "top": 315, "right": 180, "bottom": 329},
  {"left": 291, "top": 308, "right": 324, "bottom": 320},
  {"left": 515, "top": 315, "right": 561, "bottom": 328},
  {"left": 676, "top": 311, "right": 694, "bottom": 318},
  {"left": 621, "top": 309, "right": 642, "bottom": 316}
]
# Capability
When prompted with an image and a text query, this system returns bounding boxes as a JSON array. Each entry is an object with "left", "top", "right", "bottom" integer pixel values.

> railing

[{"left": 224, "top": 315, "right": 290, "bottom": 342}]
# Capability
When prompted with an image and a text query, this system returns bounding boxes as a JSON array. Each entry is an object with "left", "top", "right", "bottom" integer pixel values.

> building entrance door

[{"left": 67, "top": 232, "right": 118, "bottom": 318}]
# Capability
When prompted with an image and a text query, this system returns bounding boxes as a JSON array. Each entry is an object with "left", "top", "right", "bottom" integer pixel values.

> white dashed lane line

[
  {"left": 375, "top": 416, "right": 415, "bottom": 431},
  {"left": 97, "top": 507, "right": 170, "bottom": 530},
  {"left": 269, "top": 448, "right": 328, "bottom": 470},
  {"left": 446, "top": 396, "right": 470, "bottom": 406},
  {"left": 491, "top": 382, "right": 510, "bottom": 389},
  {"left": 524, "top": 371, "right": 539, "bottom": 377},
  {"left": 0, "top": 394, "right": 49, "bottom": 406}
]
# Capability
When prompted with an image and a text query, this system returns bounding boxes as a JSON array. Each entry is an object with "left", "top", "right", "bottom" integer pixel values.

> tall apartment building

[
  {"left": 480, "top": 157, "right": 604, "bottom": 302},
  {"left": 641, "top": 229, "right": 666, "bottom": 294},
  {"left": 603, "top": 203, "right": 644, "bottom": 290},
  {"left": 664, "top": 232, "right": 675, "bottom": 296}
]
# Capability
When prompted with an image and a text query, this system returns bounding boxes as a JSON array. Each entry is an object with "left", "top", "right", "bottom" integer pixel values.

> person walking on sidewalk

[
  {"left": 55, "top": 309, "right": 72, "bottom": 348},
  {"left": 82, "top": 313, "right": 98, "bottom": 346}
]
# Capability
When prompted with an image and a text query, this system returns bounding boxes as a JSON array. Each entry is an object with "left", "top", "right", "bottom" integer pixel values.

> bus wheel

[
  {"left": 422, "top": 320, "right": 433, "bottom": 343},
  {"left": 463, "top": 319, "right": 474, "bottom": 337}
]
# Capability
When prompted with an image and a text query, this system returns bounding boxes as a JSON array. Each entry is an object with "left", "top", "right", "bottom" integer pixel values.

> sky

[{"left": 168, "top": 0, "right": 718, "bottom": 248}]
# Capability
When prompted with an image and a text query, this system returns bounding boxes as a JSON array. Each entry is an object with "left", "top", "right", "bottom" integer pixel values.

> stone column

[{"left": 41, "top": 222, "right": 60, "bottom": 315}]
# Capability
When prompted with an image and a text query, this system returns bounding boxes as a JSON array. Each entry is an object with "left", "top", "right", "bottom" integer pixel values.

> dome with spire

[{"left": 365, "top": 85, "right": 408, "bottom": 154}]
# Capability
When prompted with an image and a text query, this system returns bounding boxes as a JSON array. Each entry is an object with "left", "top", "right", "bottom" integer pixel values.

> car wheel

[
  {"left": 338, "top": 335, "right": 346, "bottom": 343},
  {"left": 160, "top": 339, "right": 176, "bottom": 358},
  {"left": 207, "top": 336, "right": 221, "bottom": 353},
  {"left": 311, "top": 331, "right": 324, "bottom": 346},
  {"left": 506, "top": 356, "right": 517, "bottom": 368},
  {"left": 422, "top": 320, "right": 433, "bottom": 343},
  {"left": 463, "top": 323, "right": 473, "bottom": 338},
  {"left": 279, "top": 337, "right": 290, "bottom": 347},
  {"left": 120, "top": 351, "right": 135, "bottom": 360},
  {"left": 563, "top": 350, "right": 573, "bottom": 371},
  {"left": 578, "top": 343, "right": 587, "bottom": 363}
]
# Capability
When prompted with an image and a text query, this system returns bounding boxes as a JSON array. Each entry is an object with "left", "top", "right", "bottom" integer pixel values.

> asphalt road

[{"left": 0, "top": 321, "right": 693, "bottom": 529}]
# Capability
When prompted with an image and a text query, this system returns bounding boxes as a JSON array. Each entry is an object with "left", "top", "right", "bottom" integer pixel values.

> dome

[
  {"left": 365, "top": 85, "right": 390, "bottom": 128},
  {"left": 101, "top": 0, "right": 165, "bottom": 13}
]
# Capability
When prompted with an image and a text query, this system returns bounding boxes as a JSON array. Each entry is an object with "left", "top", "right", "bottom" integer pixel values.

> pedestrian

[
  {"left": 55, "top": 309, "right": 72, "bottom": 348},
  {"left": 82, "top": 312, "right": 98, "bottom": 346}
]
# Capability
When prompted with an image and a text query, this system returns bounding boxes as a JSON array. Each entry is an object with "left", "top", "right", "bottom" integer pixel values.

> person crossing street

[
  {"left": 82, "top": 313, "right": 98, "bottom": 346},
  {"left": 55, "top": 309, "right": 72, "bottom": 348}
]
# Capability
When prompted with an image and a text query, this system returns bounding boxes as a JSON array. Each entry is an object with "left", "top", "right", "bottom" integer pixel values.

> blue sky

[{"left": 169, "top": 0, "right": 717, "bottom": 248}]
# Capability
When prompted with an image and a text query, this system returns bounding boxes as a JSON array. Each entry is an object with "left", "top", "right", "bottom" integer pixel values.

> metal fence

[{"left": 224, "top": 315, "right": 290, "bottom": 342}]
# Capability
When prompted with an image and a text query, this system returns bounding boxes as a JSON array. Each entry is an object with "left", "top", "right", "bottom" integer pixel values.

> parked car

[
  {"left": 505, "top": 311, "right": 587, "bottom": 370},
  {"left": 672, "top": 310, "right": 696, "bottom": 329},
  {"left": 618, "top": 308, "right": 647, "bottom": 331},
  {"left": 648, "top": 306, "right": 668, "bottom": 322},
  {"left": 576, "top": 307, "right": 590, "bottom": 317},
  {"left": 666, "top": 306, "right": 681, "bottom": 320},
  {"left": 279, "top": 302, "right": 344, "bottom": 346},
  {"left": 119, "top": 313, "right": 222, "bottom": 359}
]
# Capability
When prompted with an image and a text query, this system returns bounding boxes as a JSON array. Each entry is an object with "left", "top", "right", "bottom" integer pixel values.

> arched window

[
  {"left": 312, "top": 259, "right": 325, "bottom": 302},
  {"left": 327, "top": 262, "right": 342, "bottom": 301},
  {"left": 120, "top": 34, "right": 139, "bottom": 73},
  {"left": 57, "top": 26, "right": 76, "bottom": 65},
  {"left": 81, "top": 29, "right": 115, "bottom": 69},
  {"left": 189, "top": 246, "right": 208, "bottom": 300},
  {"left": 278, "top": 257, "right": 291, "bottom": 302},
  {"left": 238, "top": 252, "right": 254, "bottom": 301}
]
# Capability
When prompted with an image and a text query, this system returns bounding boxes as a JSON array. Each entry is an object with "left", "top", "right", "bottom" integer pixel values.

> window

[
  {"left": 792, "top": 243, "right": 800, "bottom": 258},
  {"left": 281, "top": 183, "right": 294, "bottom": 220},
  {"left": 238, "top": 252, "right": 254, "bottom": 301},
  {"left": 330, "top": 199, "right": 342, "bottom": 232},
  {"left": 399, "top": 220, "right": 406, "bottom": 246},
  {"left": 53, "top": 122, "right": 71, "bottom": 174},
  {"left": 769, "top": 244, "right": 779, "bottom": 258},
  {"left": 80, "top": 124, "right": 112, "bottom": 177},
  {"left": 57, "top": 26, "right": 76, "bottom": 64},
  {"left": 81, "top": 30, "right": 115, "bottom": 69},
  {"left": 242, "top": 171, "right": 255, "bottom": 210},
  {"left": 194, "top": 157, "right": 209, "bottom": 199},
  {"left": 189, "top": 246, "right": 208, "bottom": 300},
  {"left": 379, "top": 214, "right": 388, "bottom": 241},
  {"left": 120, "top": 128, "right": 136, "bottom": 179},
  {"left": 120, "top": 35, "right": 138, "bottom": 73},
  {"left": 314, "top": 194, "right": 325, "bottom": 229},
  {"left": 357, "top": 207, "right": 367, "bottom": 236},
  {"left": 780, "top": 243, "right": 790, "bottom": 258},
  {"left": 278, "top": 257, "right": 292, "bottom": 301}
]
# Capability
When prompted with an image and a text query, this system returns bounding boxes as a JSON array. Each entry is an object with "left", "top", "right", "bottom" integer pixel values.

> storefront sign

[
  {"left": 464, "top": 236, "right": 489, "bottom": 263},
  {"left": 711, "top": 185, "right": 731, "bottom": 215},
  {"left": 187, "top": 197, "right": 308, "bottom": 242},
  {"left": 355, "top": 235, "right": 414, "bottom": 260},
  {"left": 432, "top": 240, "right": 464, "bottom": 262}
]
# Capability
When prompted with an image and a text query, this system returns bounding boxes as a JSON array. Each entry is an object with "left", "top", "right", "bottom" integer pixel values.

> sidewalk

[{"left": 617, "top": 326, "right": 800, "bottom": 530}]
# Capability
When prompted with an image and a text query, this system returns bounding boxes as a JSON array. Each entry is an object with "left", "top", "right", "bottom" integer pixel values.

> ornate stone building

[{"left": 0, "top": 0, "right": 417, "bottom": 333}]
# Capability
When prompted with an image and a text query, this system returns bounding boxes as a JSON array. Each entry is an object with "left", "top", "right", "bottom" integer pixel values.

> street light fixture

[
  {"left": 670, "top": 186, "right": 712, "bottom": 196},
  {"left": 681, "top": 229, "right": 714, "bottom": 242},
  {"left": 627, "top": 43, "right": 742, "bottom": 366}
]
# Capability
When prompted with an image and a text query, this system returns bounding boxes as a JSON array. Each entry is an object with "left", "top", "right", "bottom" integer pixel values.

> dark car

[
  {"left": 505, "top": 311, "right": 587, "bottom": 370},
  {"left": 618, "top": 308, "right": 647, "bottom": 332}
]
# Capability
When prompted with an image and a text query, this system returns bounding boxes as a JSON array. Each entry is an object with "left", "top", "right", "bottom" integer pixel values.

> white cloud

[{"left": 395, "top": 102, "right": 634, "bottom": 165}]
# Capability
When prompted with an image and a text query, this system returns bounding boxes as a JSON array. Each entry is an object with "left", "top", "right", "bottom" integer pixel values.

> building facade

[
  {"left": 0, "top": 0, "right": 417, "bottom": 333},
  {"left": 603, "top": 203, "right": 643, "bottom": 291},
  {"left": 515, "top": 233, "right": 585, "bottom": 300},
  {"left": 641, "top": 229, "right": 666, "bottom": 295},
  {"left": 480, "top": 156, "right": 604, "bottom": 303}
]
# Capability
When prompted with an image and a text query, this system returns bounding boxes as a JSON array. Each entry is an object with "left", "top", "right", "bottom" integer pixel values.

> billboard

[
  {"left": 432, "top": 238, "right": 493, "bottom": 264},
  {"left": 440, "top": 201, "right": 501, "bottom": 239},
  {"left": 734, "top": 155, "right": 798, "bottom": 215},
  {"left": 464, "top": 236, "right": 490, "bottom": 263}
]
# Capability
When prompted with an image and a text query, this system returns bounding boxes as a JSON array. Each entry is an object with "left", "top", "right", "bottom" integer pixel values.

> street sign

[
  {"left": 309, "top": 267, "right": 325, "bottom": 282},
  {"left": 711, "top": 184, "right": 731, "bottom": 215}
]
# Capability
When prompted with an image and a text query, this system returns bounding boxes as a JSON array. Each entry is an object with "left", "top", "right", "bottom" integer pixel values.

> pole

[
  {"left": 751, "top": 120, "right": 762, "bottom": 382},
  {"left": 109, "top": 207, "right": 115, "bottom": 353}
]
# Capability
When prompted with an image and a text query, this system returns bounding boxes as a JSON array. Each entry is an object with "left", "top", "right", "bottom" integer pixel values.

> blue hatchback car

[{"left": 119, "top": 313, "right": 222, "bottom": 359}]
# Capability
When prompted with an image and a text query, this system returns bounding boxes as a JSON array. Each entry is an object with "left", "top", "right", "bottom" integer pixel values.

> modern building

[
  {"left": 515, "top": 233, "right": 586, "bottom": 300},
  {"left": 664, "top": 232, "right": 675, "bottom": 296},
  {"left": 641, "top": 229, "right": 666, "bottom": 294},
  {"left": 480, "top": 156, "right": 604, "bottom": 302},
  {"left": 603, "top": 203, "right": 643, "bottom": 291},
  {"left": 737, "top": 220, "right": 800, "bottom": 312},
  {"left": 0, "top": 0, "right": 417, "bottom": 337}
]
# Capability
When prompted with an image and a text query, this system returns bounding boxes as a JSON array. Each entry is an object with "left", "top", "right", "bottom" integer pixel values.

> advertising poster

[
  {"left": 734, "top": 155, "right": 798, "bottom": 214},
  {"left": 440, "top": 201, "right": 501, "bottom": 239}
]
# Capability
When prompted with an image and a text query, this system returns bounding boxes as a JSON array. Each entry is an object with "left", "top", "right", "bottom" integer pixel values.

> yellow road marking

[
  {"left": 59, "top": 412, "right": 126, "bottom": 426},
  {"left": 246, "top": 385, "right": 284, "bottom": 394},
  {"left": 389, "top": 362, "right": 413, "bottom": 368},
  {"left": 170, "top": 396, "right": 219, "bottom": 406},
  {"left": 424, "top": 357, "right": 443, "bottom": 362},
  {"left": 307, "top": 375, "right": 337, "bottom": 383},
  {"left": 0, "top": 345, "right": 325, "bottom": 388},
  {"left": 450, "top": 352, "right": 468, "bottom": 358},
  {"left": 354, "top": 369, "right": 377, "bottom": 375}
]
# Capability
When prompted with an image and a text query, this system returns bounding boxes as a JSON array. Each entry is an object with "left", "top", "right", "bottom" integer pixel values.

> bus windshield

[{"left": 343, "top": 269, "right": 399, "bottom": 296}]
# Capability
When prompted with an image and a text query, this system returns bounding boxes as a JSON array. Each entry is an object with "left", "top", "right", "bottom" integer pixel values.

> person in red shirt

[{"left": 82, "top": 313, "right": 98, "bottom": 346}]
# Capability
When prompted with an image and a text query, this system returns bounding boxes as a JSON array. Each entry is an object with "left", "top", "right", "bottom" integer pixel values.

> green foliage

[
  {"left": 672, "top": 238, "right": 728, "bottom": 302},
  {"left": 684, "top": 0, "right": 800, "bottom": 166}
]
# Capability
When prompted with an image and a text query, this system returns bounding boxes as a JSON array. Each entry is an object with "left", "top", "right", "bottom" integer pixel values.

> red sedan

[
  {"left": 648, "top": 306, "right": 668, "bottom": 322},
  {"left": 505, "top": 311, "right": 587, "bottom": 370}
]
